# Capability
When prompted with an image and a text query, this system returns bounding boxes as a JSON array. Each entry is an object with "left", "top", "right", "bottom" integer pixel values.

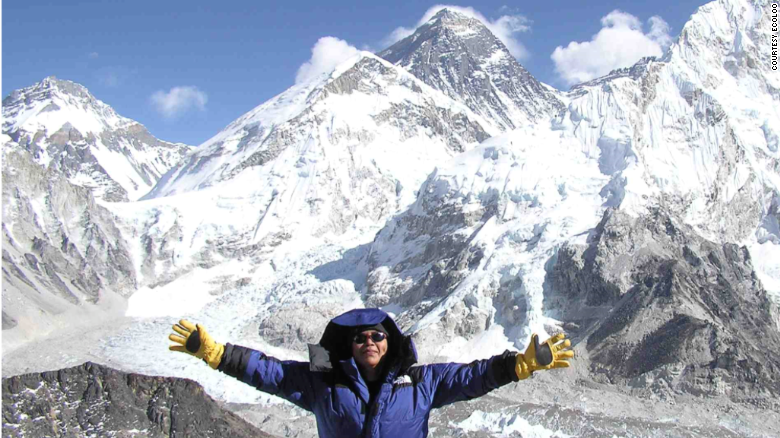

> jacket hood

[{"left": 308, "top": 308, "right": 418, "bottom": 373}]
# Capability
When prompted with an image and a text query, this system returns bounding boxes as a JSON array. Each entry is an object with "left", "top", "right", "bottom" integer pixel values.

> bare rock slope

[
  {"left": 2, "top": 362, "right": 270, "bottom": 438},
  {"left": 548, "top": 208, "right": 780, "bottom": 401}
]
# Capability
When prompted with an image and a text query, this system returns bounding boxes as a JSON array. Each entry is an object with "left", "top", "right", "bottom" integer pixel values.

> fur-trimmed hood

[{"left": 308, "top": 308, "right": 418, "bottom": 373}]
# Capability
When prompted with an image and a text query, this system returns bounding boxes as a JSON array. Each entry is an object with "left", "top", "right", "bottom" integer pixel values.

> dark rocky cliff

[
  {"left": 2, "top": 362, "right": 272, "bottom": 438},
  {"left": 547, "top": 208, "right": 780, "bottom": 402}
]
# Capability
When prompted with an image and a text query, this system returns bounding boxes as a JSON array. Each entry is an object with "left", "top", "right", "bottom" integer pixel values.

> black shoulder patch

[{"left": 406, "top": 366, "right": 425, "bottom": 384}]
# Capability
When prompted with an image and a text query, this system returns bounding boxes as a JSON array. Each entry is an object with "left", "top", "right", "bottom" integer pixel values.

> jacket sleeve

[
  {"left": 425, "top": 350, "right": 519, "bottom": 409},
  {"left": 217, "top": 343, "right": 317, "bottom": 411}
]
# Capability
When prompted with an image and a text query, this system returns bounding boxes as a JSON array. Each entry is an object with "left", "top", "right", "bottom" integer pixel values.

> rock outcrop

[
  {"left": 547, "top": 208, "right": 780, "bottom": 400},
  {"left": 2, "top": 362, "right": 271, "bottom": 438}
]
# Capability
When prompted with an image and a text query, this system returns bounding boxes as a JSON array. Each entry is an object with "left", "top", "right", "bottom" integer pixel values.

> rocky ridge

[
  {"left": 2, "top": 362, "right": 269, "bottom": 438},
  {"left": 548, "top": 208, "right": 780, "bottom": 400}
]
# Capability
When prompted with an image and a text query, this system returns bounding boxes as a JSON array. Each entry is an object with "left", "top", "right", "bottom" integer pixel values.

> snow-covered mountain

[
  {"left": 2, "top": 136, "right": 136, "bottom": 350},
  {"left": 2, "top": 77, "right": 193, "bottom": 202},
  {"left": 129, "top": 53, "right": 499, "bottom": 288},
  {"left": 379, "top": 9, "right": 564, "bottom": 132},
  {"left": 2, "top": 0, "right": 780, "bottom": 437},
  {"left": 83, "top": 52, "right": 504, "bottom": 333},
  {"left": 144, "top": 53, "right": 494, "bottom": 200},
  {"left": 1, "top": 78, "right": 192, "bottom": 348},
  {"left": 2, "top": 51, "right": 499, "bottom": 350},
  {"left": 364, "top": 0, "right": 780, "bottom": 399}
]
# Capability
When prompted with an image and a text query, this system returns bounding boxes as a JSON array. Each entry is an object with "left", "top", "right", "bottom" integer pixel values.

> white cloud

[
  {"left": 647, "top": 16, "right": 673, "bottom": 48},
  {"left": 382, "top": 5, "right": 532, "bottom": 60},
  {"left": 150, "top": 86, "right": 208, "bottom": 119},
  {"left": 601, "top": 10, "right": 642, "bottom": 29},
  {"left": 551, "top": 10, "right": 673, "bottom": 87},
  {"left": 88, "top": 52, "right": 99, "bottom": 59},
  {"left": 295, "top": 37, "right": 361, "bottom": 85}
]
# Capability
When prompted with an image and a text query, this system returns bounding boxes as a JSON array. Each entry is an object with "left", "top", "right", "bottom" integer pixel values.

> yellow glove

[
  {"left": 168, "top": 319, "right": 225, "bottom": 369},
  {"left": 515, "top": 333, "right": 574, "bottom": 380}
]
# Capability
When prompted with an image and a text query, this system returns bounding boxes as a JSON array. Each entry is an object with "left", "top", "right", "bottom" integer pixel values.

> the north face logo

[{"left": 393, "top": 375, "right": 412, "bottom": 386}]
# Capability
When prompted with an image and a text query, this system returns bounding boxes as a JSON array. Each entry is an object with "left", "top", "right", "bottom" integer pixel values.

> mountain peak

[
  {"left": 3, "top": 77, "right": 127, "bottom": 139},
  {"left": 2, "top": 77, "right": 193, "bottom": 201},
  {"left": 378, "top": 9, "right": 562, "bottom": 131},
  {"left": 4, "top": 76, "right": 95, "bottom": 107},
  {"left": 429, "top": 8, "right": 472, "bottom": 23},
  {"left": 39, "top": 76, "right": 92, "bottom": 98},
  {"left": 424, "top": 8, "right": 490, "bottom": 38}
]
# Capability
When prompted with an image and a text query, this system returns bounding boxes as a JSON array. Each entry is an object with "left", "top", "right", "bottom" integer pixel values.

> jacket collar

[{"left": 339, "top": 357, "right": 370, "bottom": 405}]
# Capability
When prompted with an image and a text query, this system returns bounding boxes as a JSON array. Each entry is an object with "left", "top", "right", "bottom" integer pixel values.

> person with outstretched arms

[{"left": 168, "top": 308, "right": 574, "bottom": 438}]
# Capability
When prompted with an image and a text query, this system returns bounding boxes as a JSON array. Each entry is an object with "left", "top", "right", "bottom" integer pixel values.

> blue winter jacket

[{"left": 218, "top": 308, "right": 519, "bottom": 438}]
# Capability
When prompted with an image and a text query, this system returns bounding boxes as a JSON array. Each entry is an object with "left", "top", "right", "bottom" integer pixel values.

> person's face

[{"left": 351, "top": 330, "right": 388, "bottom": 370}]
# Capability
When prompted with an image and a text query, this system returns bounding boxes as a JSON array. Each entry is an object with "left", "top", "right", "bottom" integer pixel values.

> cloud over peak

[
  {"left": 150, "top": 86, "right": 208, "bottom": 119},
  {"left": 295, "top": 37, "right": 361, "bottom": 85},
  {"left": 551, "top": 10, "right": 673, "bottom": 87}
]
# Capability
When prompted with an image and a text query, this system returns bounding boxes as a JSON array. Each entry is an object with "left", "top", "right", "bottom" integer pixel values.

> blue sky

[{"left": 3, "top": 0, "right": 708, "bottom": 146}]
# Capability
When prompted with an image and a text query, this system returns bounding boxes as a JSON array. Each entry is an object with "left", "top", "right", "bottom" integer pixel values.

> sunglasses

[{"left": 353, "top": 332, "right": 387, "bottom": 344}]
